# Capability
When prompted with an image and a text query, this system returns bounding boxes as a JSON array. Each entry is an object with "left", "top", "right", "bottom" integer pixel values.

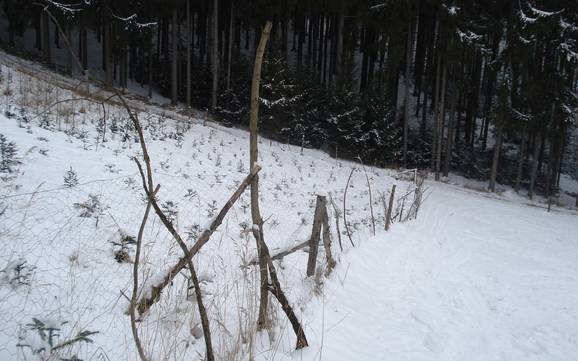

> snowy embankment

[{"left": 1, "top": 58, "right": 578, "bottom": 361}]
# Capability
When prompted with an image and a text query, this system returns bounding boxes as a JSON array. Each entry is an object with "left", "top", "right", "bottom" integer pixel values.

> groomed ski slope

[{"left": 1, "top": 58, "right": 578, "bottom": 361}]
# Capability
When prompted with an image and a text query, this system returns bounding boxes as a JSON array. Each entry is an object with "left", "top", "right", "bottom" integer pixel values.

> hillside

[{"left": 1, "top": 57, "right": 578, "bottom": 361}]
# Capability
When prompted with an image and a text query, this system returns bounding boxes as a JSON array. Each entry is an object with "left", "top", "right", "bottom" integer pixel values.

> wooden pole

[
  {"left": 307, "top": 195, "right": 326, "bottom": 277},
  {"left": 385, "top": 184, "right": 396, "bottom": 231},
  {"left": 249, "top": 20, "right": 273, "bottom": 330}
]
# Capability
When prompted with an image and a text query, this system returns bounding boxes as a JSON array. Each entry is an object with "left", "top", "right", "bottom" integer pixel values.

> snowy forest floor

[{"left": 1, "top": 53, "right": 578, "bottom": 361}]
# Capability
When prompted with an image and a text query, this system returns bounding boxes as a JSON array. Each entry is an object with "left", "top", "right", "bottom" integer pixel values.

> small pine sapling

[
  {"left": 63, "top": 167, "right": 79, "bottom": 188},
  {"left": 0, "top": 133, "right": 18, "bottom": 173}
]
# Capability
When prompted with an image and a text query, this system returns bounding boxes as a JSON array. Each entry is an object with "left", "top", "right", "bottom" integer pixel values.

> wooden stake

[{"left": 385, "top": 184, "right": 396, "bottom": 231}]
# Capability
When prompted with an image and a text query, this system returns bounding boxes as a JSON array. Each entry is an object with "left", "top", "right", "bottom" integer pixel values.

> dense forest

[{"left": 0, "top": 0, "right": 576, "bottom": 198}]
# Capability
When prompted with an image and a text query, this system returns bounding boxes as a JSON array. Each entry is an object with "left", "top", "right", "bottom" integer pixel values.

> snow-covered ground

[{"left": 1, "top": 57, "right": 578, "bottom": 361}]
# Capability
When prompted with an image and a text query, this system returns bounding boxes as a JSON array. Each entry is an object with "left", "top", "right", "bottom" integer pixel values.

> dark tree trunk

[
  {"left": 171, "top": 6, "right": 178, "bottom": 105},
  {"left": 488, "top": 121, "right": 503, "bottom": 192}
]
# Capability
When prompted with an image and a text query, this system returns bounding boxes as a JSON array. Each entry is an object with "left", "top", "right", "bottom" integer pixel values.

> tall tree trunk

[
  {"left": 335, "top": 0, "right": 345, "bottom": 89},
  {"left": 488, "top": 121, "right": 503, "bottom": 192},
  {"left": 435, "top": 61, "right": 447, "bottom": 181},
  {"left": 403, "top": 12, "right": 412, "bottom": 168},
  {"left": 66, "top": 25, "right": 73, "bottom": 75},
  {"left": 148, "top": 33, "right": 153, "bottom": 99},
  {"left": 514, "top": 128, "right": 527, "bottom": 193},
  {"left": 42, "top": 13, "right": 52, "bottom": 68},
  {"left": 211, "top": 0, "right": 219, "bottom": 110},
  {"left": 171, "top": 6, "right": 178, "bottom": 105},
  {"left": 104, "top": 17, "right": 113, "bottom": 87},
  {"left": 250, "top": 21, "right": 273, "bottom": 330},
  {"left": 82, "top": 22, "right": 88, "bottom": 70},
  {"left": 226, "top": 0, "right": 234, "bottom": 90},
  {"left": 443, "top": 66, "right": 458, "bottom": 177},
  {"left": 187, "top": 0, "right": 192, "bottom": 107},
  {"left": 431, "top": 53, "right": 441, "bottom": 170}
]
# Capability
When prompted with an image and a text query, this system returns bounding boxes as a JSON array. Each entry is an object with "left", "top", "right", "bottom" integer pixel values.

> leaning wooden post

[
  {"left": 321, "top": 205, "right": 337, "bottom": 275},
  {"left": 307, "top": 195, "right": 326, "bottom": 277},
  {"left": 385, "top": 184, "right": 396, "bottom": 231},
  {"left": 249, "top": 20, "right": 273, "bottom": 330}
]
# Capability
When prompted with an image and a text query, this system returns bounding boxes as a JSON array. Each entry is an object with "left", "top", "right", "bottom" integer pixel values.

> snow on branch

[
  {"left": 442, "top": 4, "right": 459, "bottom": 16},
  {"left": 559, "top": 42, "right": 578, "bottom": 63},
  {"left": 111, "top": 12, "right": 157, "bottom": 29},
  {"left": 369, "top": 1, "right": 392, "bottom": 11},
  {"left": 457, "top": 28, "right": 482, "bottom": 45},
  {"left": 328, "top": 107, "right": 360, "bottom": 125},
  {"left": 526, "top": 4, "right": 563, "bottom": 18},
  {"left": 45, "top": 0, "right": 83, "bottom": 14},
  {"left": 111, "top": 11, "right": 157, "bottom": 29}
]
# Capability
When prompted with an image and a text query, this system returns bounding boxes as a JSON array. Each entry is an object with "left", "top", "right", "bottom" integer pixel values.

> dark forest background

[{"left": 0, "top": 0, "right": 577, "bottom": 198}]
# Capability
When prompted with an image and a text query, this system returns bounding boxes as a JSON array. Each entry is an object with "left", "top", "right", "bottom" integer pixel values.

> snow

[
  {"left": 286, "top": 186, "right": 578, "bottom": 360},
  {"left": 1, "top": 52, "right": 578, "bottom": 361}
]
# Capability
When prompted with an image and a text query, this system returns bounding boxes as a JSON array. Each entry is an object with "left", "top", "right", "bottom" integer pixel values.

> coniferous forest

[{"left": 0, "top": 0, "right": 577, "bottom": 197}]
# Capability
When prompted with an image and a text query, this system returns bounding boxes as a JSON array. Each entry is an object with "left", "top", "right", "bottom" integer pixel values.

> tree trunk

[
  {"left": 148, "top": 33, "right": 153, "bottom": 99},
  {"left": 42, "top": 13, "right": 52, "bottom": 68},
  {"left": 488, "top": 121, "right": 503, "bottom": 192},
  {"left": 435, "top": 61, "right": 447, "bottom": 181},
  {"left": 66, "top": 25, "right": 73, "bottom": 75},
  {"left": 250, "top": 21, "right": 273, "bottom": 330},
  {"left": 211, "top": 0, "right": 219, "bottom": 110},
  {"left": 403, "top": 13, "right": 412, "bottom": 168},
  {"left": 187, "top": 0, "right": 192, "bottom": 107},
  {"left": 104, "top": 15, "right": 113, "bottom": 87},
  {"left": 335, "top": 0, "right": 345, "bottom": 89},
  {"left": 443, "top": 67, "right": 458, "bottom": 177},
  {"left": 528, "top": 133, "right": 542, "bottom": 200},
  {"left": 226, "top": 0, "right": 234, "bottom": 90},
  {"left": 171, "top": 6, "right": 178, "bottom": 105},
  {"left": 514, "top": 129, "right": 527, "bottom": 193},
  {"left": 431, "top": 53, "right": 441, "bottom": 170}
]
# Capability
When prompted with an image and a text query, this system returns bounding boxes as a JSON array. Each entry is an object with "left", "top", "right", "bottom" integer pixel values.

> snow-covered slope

[{"left": 1, "top": 60, "right": 578, "bottom": 361}]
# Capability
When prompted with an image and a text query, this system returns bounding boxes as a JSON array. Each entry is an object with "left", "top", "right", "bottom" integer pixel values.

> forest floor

[{"left": 1, "top": 54, "right": 578, "bottom": 361}]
